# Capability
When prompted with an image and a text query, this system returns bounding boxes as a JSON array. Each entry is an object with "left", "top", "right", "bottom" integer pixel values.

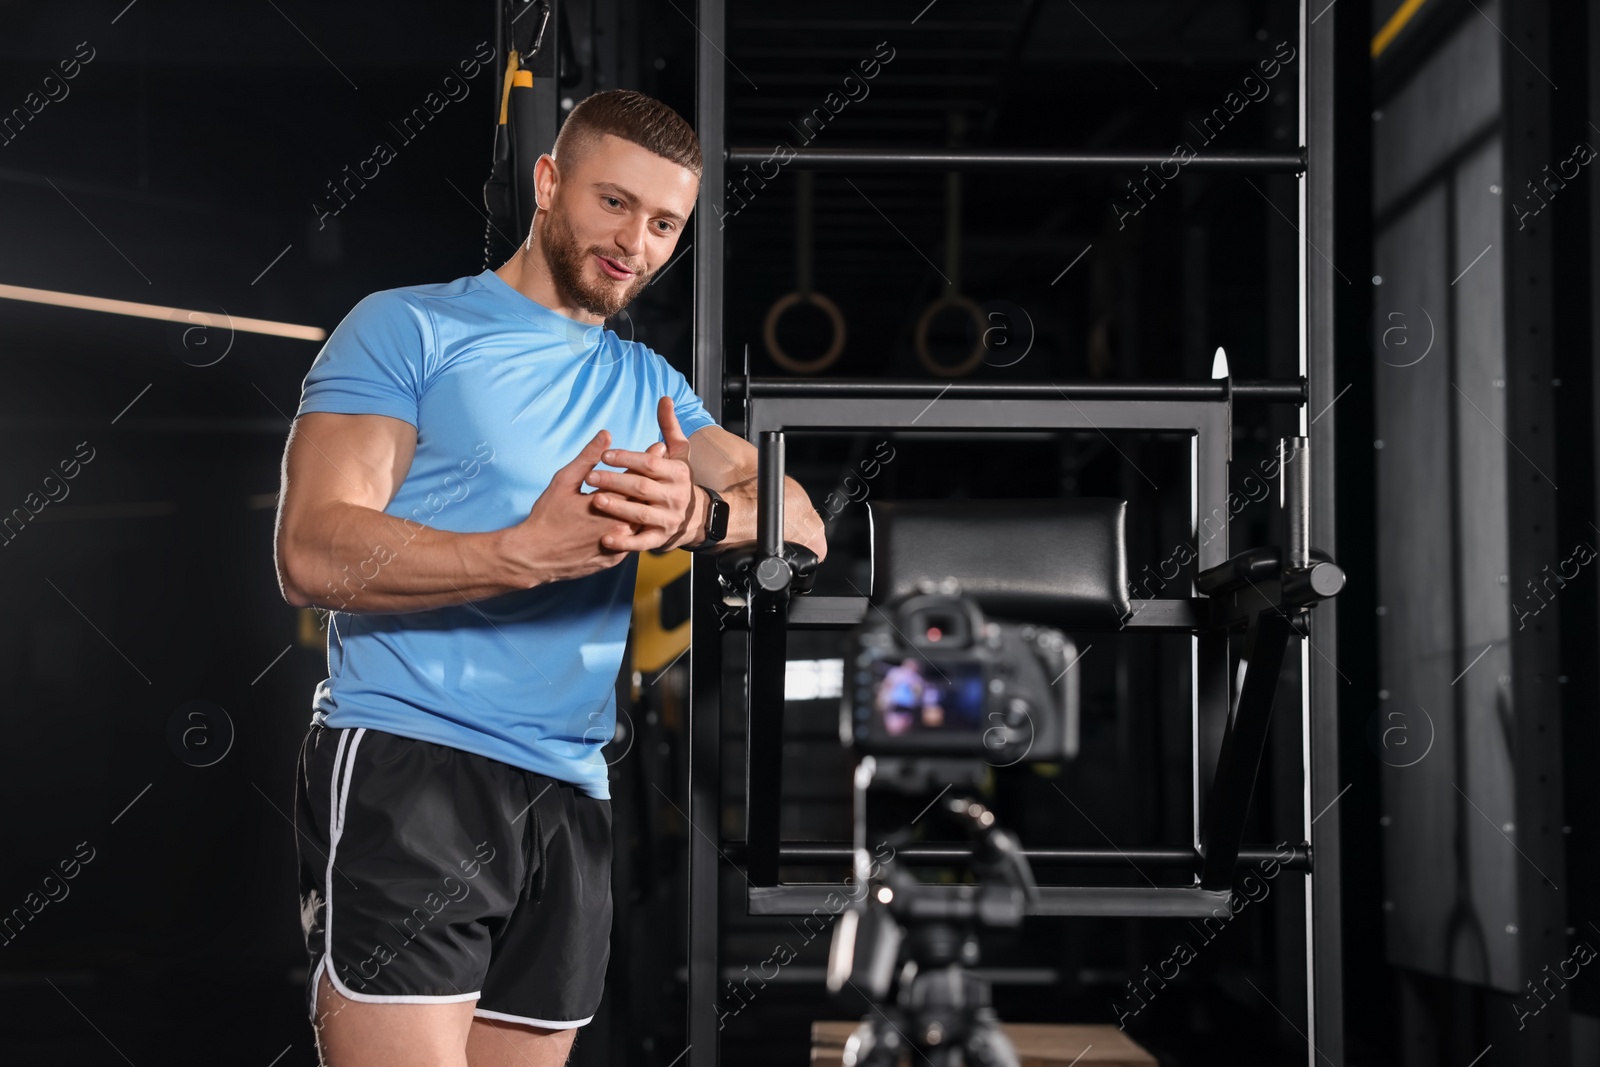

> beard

[{"left": 539, "top": 206, "right": 653, "bottom": 319}]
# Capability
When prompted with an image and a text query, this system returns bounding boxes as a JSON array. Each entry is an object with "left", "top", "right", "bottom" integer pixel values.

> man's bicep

[{"left": 282, "top": 412, "right": 418, "bottom": 515}]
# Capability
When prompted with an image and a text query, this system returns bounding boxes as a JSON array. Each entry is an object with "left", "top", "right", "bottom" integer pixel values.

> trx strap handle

[{"left": 483, "top": 1, "right": 552, "bottom": 269}]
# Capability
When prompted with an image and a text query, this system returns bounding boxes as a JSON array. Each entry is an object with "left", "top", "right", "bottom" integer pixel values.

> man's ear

[{"left": 533, "top": 153, "right": 560, "bottom": 211}]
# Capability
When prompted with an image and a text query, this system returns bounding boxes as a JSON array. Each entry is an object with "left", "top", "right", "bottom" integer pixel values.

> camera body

[{"left": 842, "top": 580, "right": 1079, "bottom": 764}]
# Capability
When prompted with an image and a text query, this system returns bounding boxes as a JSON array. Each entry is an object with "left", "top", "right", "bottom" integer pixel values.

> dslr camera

[{"left": 842, "top": 578, "right": 1079, "bottom": 765}]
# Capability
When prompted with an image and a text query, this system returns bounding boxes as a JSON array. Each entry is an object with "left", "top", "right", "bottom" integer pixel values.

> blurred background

[{"left": 0, "top": 1, "right": 1595, "bottom": 1065}]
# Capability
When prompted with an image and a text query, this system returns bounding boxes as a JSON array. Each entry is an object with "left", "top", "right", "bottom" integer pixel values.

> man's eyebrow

[{"left": 593, "top": 181, "right": 688, "bottom": 225}]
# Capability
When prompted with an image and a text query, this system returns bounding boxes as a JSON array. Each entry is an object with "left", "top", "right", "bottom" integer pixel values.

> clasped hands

[{"left": 583, "top": 396, "right": 708, "bottom": 555}]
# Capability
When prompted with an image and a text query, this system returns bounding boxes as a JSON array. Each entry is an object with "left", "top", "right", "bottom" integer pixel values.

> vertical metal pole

[
  {"left": 491, "top": 1, "right": 503, "bottom": 126},
  {"left": 1282, "top": 437, "right": 1311, "bottom": 568},
  {"left": 1501, "top": 0, "right": 1570, "bottom": 1058},
  {"left": 1303, "top": 0, "right": 1345, "bottom": 1062},
  {"left": 757, "top": 431, "right": 785, "bottom": 557},
  {"left": 689, "top": 0, "right": 727, "bottom": 1063},
  {"left": 745, "top": 431, "right": 789, "bottom": 886},
  {"left": 691, "top": 20, "right": 725, "bottom": 427},
  {"left": 1195, "top": 405, "right": 1231, "bottom": 859}
]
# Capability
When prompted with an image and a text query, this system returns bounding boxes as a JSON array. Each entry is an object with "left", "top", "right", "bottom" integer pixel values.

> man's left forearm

[{"left": 710, "top": 475, "right": 829, "bottom": 561}]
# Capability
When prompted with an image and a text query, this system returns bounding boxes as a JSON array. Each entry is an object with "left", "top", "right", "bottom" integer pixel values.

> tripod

[{"left": 828, "top": 758, "right": 1038, "bottom": 1067}]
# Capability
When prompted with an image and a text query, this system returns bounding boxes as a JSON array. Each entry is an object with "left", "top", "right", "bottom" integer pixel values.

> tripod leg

[
  {"left": 843, "top": 1015, "right": 903, "bottom": 1067},
  {"left": 962, "top": 1021, "right": 1021, "bottom": 1067}
]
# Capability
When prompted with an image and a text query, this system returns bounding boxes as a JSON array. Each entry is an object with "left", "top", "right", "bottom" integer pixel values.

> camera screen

[{"left": 866, "top": 655, "right": 987, "bottom": 737}]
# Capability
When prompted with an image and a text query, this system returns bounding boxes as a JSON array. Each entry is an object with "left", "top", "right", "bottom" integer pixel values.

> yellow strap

[
  {"left": 1372, "top": 0, "right": 1428, "bottom": 58},
  {"left": 499, "top": 50, "right": 520, "bottom": 125},
  {"left": 513, "top": 70, "right": 533, "bottom": 88}
]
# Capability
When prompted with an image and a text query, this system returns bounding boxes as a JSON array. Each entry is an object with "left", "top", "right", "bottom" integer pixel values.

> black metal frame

[
  {"left": 688, "top": 3, "right": 1344, "bottom": 1064},
  {"left": 723, "top": 385, "right": 1329, "bottom": 903},
  {"left": 1498, "top": 0, "right": 1572, "bottom": 1057},
  {"left": 1303, "top": 2, "right": 1345, "bottom": 1061},
  {"left": 724, "top": 147, "right": 1306, "bottom": 173}
]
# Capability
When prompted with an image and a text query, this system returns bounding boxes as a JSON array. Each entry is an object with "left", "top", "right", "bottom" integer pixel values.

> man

[
  {"left": 877, "top": 657, "right": 925, "bottom": 736},
  {"left": 274, "top": 89, "right": 827, "bottom": 1067}
]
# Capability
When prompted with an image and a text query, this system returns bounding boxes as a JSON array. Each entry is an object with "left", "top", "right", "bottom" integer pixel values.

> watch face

[{"left": 707, "top": 491, "right": 730, "bottom": 540}]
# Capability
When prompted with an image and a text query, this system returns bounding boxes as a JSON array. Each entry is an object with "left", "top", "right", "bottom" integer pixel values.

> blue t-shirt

[{"left": 294, "top": 268, "right": 717, "bottom": 799}]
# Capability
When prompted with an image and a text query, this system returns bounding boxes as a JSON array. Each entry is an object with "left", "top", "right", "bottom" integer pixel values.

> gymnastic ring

[
  {"left": 763, "top": 290, "right": 847, "bottom": 374},
  {"left": 914, "top": 294, "right": 987, "bottom": 377}
]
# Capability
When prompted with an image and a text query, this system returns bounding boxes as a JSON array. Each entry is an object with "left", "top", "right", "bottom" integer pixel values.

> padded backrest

[{"left": 867, "top": 498, "right": 1130, "bottom": 628}]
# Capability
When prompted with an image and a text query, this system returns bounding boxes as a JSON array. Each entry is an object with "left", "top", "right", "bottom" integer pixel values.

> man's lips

[{"left": 595, "top": 254, "right": 636, "bottom": 280}]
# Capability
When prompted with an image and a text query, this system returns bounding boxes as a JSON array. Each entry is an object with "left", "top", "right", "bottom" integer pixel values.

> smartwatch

[{"left": 689, "top": 485, "right": 729, "bottom": 552}]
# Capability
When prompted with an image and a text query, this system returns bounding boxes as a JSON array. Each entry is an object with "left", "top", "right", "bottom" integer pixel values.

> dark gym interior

[{"left": 1, "top": 1, "right": 1596, "bottom": 1064}]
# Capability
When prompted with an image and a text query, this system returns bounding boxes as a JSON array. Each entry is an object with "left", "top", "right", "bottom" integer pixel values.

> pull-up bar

[
  {"left": 724, "top": 147, "right": 1307, "bottom": 174},
  {"left": 724, "top": 842, "right": 1314, "bottom": 872},
  {"left": 726, "top": 377, "right": 1308, "bottom": 403}
]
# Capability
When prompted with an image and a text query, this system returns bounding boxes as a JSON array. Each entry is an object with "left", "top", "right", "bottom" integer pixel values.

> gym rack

[{"left": 684, "top": 3, "right": 1344, "bottom": 1065}]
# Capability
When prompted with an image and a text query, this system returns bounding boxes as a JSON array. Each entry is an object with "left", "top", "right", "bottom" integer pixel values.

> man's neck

[{"left": 494, "top": 234, "right": 604, "bottom": 326}]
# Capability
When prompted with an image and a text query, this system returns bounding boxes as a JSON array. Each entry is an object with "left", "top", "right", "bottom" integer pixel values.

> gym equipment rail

[{"left": 685, "top": 4, "right": 1343, "bottom": 1066}]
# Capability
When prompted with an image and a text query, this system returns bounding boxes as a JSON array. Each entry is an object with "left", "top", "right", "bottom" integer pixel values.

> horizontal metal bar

[
  {"left": 733, "top": 100, "right": 992, "bottom": 114},
  {"left": 726, "top": 147, "right": 1307, "bottom": 174},
  {"left": 732, "top": 47, "right": 1012, "bottom": 60},
  {"left": 1113, "top": 599, "right": 1216, "bottom": 631},
  {"left": 749, "top": 74, "right": 1002, "bottom": 88},
  {"left": 748, "top": 884, "right": 1240, "bottom": 918},
  {"left": 784, "top": 596, "right": 871, "bottom": 629},
  {"left": 748, "top": 396, "right": 1218, "bottom": 437},
  {"left": 726, "top": 843, "right": 1311, "bottom": 872},
  {"left": 718, "top": 965, "right": 1062, "bottom": 986},
  {"left": 732, "top": 19, "right": 1019, "bottom": 31},
  {"left": 728, "top": 377, "right": 1307, "bottom": 404},
  {"left": 729, "top": 46, "right": 1278, "bottom": 66},
  {"left": 761, "top": 596, "right": 1213, "bottom": 632}
]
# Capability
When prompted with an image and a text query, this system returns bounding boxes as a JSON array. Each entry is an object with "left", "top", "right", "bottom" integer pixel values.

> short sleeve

[
  {"left": 650, "top": 349, "right": 718, "bottom": 438},
  {"left": 295, "top": 290, "right": 430, "bottom": 426}
]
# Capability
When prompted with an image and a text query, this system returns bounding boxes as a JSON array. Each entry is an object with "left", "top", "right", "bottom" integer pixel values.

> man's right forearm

[{"left": 279, "top": 501, "right": 535, "bottom": 613}]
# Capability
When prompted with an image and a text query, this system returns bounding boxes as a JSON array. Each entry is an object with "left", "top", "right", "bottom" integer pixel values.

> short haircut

[{"left": 551, "top": 89, "right": 702, "bottom": 180}]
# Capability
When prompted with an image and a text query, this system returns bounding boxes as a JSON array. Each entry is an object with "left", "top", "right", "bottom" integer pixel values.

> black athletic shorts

[{"left": 293, "top": 723, "right": 613, "bottom": 1029}]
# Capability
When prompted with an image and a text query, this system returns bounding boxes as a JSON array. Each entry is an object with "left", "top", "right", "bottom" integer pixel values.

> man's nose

[{"left": 612, "top": 216, "right": 649, "bottom": 263}]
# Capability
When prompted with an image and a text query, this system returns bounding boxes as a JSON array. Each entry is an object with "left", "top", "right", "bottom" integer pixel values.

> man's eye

[{"left": 605, "top": 196, "right": 622, "bottom": 208}]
